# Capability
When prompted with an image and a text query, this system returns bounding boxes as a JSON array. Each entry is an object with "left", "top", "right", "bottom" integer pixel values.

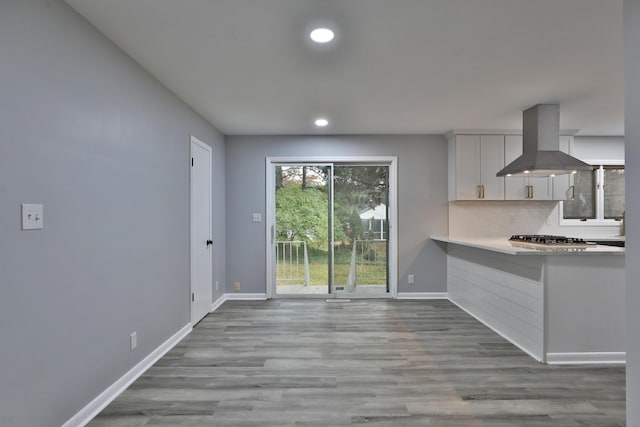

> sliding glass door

[
  {"left": 274, "top": 164, "right": 332, "bottom": 296},
  {"left": 332, "top": 165, "right": 389, "bottom": 298},
  {"left": 270, "top": 161, "right": 391, "bottom": 298}
]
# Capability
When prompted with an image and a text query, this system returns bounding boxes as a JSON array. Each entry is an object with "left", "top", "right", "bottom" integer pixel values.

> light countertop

[{"left": 430, "top": 236, "right": 625, "bottom": 256}]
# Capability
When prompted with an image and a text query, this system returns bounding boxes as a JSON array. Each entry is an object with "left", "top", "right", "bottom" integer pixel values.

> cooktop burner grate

[{"left": 509, "top": 234, "right": 589, "bottom": 245}]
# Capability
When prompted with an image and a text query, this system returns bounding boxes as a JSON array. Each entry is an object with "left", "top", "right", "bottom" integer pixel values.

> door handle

[{"left": 206, "top": 240, "right": 213, "bottom": 246}]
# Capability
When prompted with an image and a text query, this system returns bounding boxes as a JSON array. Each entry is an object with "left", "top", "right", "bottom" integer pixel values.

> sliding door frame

[{"left": 265, "top": 156, "right": 398, "bottom": 299}]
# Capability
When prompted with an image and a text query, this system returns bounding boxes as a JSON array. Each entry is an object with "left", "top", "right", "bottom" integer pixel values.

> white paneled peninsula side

[{"left": 432, "top": 236, "right": 625, "bottom": 364}]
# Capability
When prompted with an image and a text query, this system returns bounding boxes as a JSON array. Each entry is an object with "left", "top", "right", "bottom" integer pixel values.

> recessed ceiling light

[
  {"left": 506, "top": 174, "right": 512, "bottom": 177},
  {"left": 310, "top": 28, "right": 334, "bottom": 43},
  {"left": 571, "top": 170, "right": 578, "bottom": 174},
  {"left": 524, "top": 170, "right": 530, "bottom": 174},
  {"left": 315, "top": 118, "right": 329, "bottom": 127}
]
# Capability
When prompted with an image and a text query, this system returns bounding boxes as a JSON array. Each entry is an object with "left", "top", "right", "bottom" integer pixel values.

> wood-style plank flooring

[{"left": 89, "top": 300, "right": 625, "bottom": 426}]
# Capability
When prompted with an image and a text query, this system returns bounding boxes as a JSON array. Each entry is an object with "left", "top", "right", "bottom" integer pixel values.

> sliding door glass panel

[
  {"left": 275, "top": 165, "right": 331, "bottom": 296},
  {"left": 332, "top": 165, "right": 389, "bottom": 298}
]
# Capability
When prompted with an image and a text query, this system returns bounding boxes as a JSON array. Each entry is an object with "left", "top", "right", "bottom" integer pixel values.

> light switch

[
  {"left": 252, "top": 213, "right": 262, "bottom": 223},
  {"left": 22, "top": 203, "right": 43, "bottom": 230}
]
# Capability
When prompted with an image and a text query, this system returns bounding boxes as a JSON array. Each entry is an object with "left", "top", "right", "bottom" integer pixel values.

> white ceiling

[{"left": 65, "top": 0, "right": 623, "bottom": 136}]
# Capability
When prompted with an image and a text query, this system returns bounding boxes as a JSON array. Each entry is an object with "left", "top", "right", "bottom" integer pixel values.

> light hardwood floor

[{"left": 89, "top": 300, "right": 625, "bottom": 426}]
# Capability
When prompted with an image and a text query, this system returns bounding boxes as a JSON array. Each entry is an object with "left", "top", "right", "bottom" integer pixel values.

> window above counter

[{"left": 560, "top": 165, "right": 625, "bottom": 226}]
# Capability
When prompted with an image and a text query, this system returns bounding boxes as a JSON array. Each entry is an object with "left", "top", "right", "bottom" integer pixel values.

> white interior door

[{"left": 190, "top": 136, "right": 212, "bottom": 325}]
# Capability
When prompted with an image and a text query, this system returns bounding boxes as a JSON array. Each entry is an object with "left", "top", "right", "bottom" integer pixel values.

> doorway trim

[
  {"left": 190, "top": 135, "right": 213, "bottom": 325},
  {"left": 265, "top": 156, "right": 398, "bottom": 299}
]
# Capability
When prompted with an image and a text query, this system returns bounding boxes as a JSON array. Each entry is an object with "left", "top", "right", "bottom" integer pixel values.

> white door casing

[{"left": 190, "top": 136, "right": 212, "bottom": 325}]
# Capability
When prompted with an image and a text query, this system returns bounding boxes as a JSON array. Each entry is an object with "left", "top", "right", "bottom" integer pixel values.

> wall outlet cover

[
  {"left": 252, "top": 213, "right": 262, "bottom": 223},
  {"left": 22, "top": 203, "right": 44, "bottom": 230},
  {"left": 234, "top": 282, "right": 241, "bottom": 291}
]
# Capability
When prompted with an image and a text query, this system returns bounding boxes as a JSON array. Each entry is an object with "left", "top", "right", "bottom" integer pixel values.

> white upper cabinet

[
  {"left": 448, "top": 134, "right": 504, "bottom": 201},
  {"left": 448, "top": 132, "right": 577, "bottom": 201},
  {"left": 504, "top": 135, "right": 552, "bottom": 200},
  {"left": 551, "top": 136, "right": 575, "bottom": 200}
]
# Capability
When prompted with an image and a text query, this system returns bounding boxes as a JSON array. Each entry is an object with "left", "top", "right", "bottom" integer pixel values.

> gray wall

[
  {"left": 224, "top": 135, "right": 448, "bottom": 294},
  {"left": 572, "top": 136, "right": 625, "bottom": 163},
  {"left": 0, "top": 1, "right": 225, "bottom": 426},
  {"left": 625, "top": 0, "right": 639, "bottom": 424}
]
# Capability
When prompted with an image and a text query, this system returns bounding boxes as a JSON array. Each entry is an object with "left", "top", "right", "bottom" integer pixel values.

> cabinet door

[
  {"left": 528, "top": 176, "right": 552, "bottom": 200},
  {"left": 480, "top": 135, "right": 505, "bottom": 200},
  {"left": 504, "top": 135, "right": 527, "bottom": 199},
  {"left": 455, "top": 135, "right": 481, "bottom": 200},
  {"left": 552, "top": 136, "right": 574, "bottom": 200}
]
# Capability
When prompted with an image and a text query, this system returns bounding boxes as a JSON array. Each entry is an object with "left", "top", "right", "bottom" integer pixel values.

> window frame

[{"left": 559, "top": 164, "right": 625, "bottom": 227}]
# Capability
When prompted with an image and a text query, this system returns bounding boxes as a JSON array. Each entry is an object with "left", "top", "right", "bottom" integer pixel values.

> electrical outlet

[
  {"left": 408, "top": 274, "right": 415, "bottom": 284},
  {"left": 252, "top": 213, "right": 262, "bottom": 223},
  {"left": 234, "top": 282, "right": 241, "bottom": 291},
  {"left": 130, "top": 332, "right": 137, "bottom": 350}
]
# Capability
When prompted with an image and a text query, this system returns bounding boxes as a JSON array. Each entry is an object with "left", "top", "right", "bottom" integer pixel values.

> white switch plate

[
  {"left": 408, "top": 274, "right": 415, "bottom": 284},
  {"left": 252, "top": 213, "right": 262, "bottom": 223},
  {"left": 22, "top": 203, "right": 43, "bottom": 230}
]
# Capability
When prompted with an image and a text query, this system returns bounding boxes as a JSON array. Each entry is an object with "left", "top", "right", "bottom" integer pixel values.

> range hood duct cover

[{"left": 496, "top": 104, "right": 592, "bottom": 177}]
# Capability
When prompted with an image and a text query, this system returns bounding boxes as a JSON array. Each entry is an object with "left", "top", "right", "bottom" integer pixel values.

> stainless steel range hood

[{"left": 496, "top": 104, "right": 592, "bottom": 177}]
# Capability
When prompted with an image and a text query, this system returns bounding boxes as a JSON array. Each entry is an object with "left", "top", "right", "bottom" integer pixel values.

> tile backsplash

[{"left": 448, "top": 201, "right": 622, "bottom": 238}]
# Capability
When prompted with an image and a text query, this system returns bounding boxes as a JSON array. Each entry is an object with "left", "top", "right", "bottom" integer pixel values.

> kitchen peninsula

[{"left": 432, "top": 236, "right": 625, "bottom": 364}]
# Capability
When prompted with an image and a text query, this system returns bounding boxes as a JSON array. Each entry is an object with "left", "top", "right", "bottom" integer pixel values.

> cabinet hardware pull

[
  {"left": 570, "top": 185, "right": 575, "bottom": 200},
  {"left": 477, "top": 185, "right": 482, "bottom": 199},
  {"left": 481, "top": 185, "right": 485, "bottom": 199},
  {"left": 525, "top": 185, "right": 533, "bottom": 199}
]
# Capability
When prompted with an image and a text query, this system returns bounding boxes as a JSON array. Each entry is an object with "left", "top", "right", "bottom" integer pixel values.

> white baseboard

[
  {"left": 63, "top": 323, "right": 192, "bottom": 427},
  {"left": 224, "top": 292, "right": 267, "bottom": 300},
  {"left": 397, "top": 292, "right": 448, "bottom": 300},
  {"left": 546, "top": 352, "right": 626, "bottom": 365},
  {"left": 210, "top": 294, "right": 227, "bottom": 312}
]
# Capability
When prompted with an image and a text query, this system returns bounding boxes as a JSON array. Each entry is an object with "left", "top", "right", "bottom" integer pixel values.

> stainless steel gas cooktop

[
  {"left": 508, "top": 235, "right": 595, "bottom": 251},
  {"left": 509, "top": 235, "right": 588, "bottom": 245}
]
